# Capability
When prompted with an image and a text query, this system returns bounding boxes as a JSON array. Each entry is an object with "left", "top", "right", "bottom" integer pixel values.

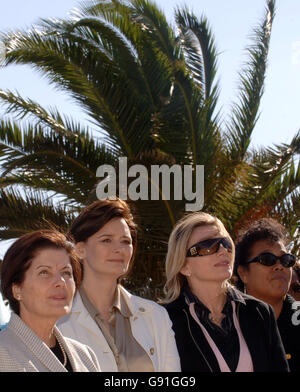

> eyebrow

[
  {"left": 191, "top": 237, "right": 223, "bottom": 244},
  {"left": 258, "top": 250, "right": 286, "bottom": 255},
  {"left": 97, "top": 234, "right": 131, "bottom": 239},
  {"left": 35, "top": 265, "right": 72, "bottom": 270}
]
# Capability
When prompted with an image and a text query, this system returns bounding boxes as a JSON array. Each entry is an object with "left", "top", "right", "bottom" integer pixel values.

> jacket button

[
  {"left": 139, "top": 307, "right": 145, "bottom": 312},
  {"left": 286, "top": 354, "right": 291, "bottom": 360},
  {"left": 150, "top": 348, "right": 154, "bottom": 355}
]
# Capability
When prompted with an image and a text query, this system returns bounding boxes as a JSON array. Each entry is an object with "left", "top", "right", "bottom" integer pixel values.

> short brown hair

[
  {"left": 1, "top": 230, "right": 82, "bottom": 314},
  {"left": 69, "top": 199, "right": 137, "bottom": 276}
]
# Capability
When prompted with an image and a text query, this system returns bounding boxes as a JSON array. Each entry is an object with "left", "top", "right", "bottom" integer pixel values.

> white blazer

[
  {"left": 57, "top": 286, "right": 181, "bottom": 372},
  {"left": 0, "top": 312, "right": 101, "bottom": 372}
]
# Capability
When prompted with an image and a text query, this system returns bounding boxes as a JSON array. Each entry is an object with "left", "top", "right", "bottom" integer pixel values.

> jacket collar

[
  {"left": 164, "top": 286, "right": 247, "bottom": 311},
  {"left": 227, "top": 287, "right": 247, "bottom": 305},
  {"left": 70, "top": 292, "right": 103, "bottom": 340},
  {"left": 73, "top": 284, "right": 154, "bottom": 317},
  {"left": 277, "top": 294, "right": 295, "bottom": 322},
  {"left": 8, "top": 312, "right": 68, "bottom": 372},
  {"left": 53, "top": 324, "right": 82, "bottom": 372},
  {"left": 79, "top": 285, "right": 132, "bottom": 319}
]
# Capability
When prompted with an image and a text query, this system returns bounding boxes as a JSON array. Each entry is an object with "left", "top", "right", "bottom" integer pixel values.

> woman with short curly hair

[{"left": 234, "top": 218, "right": 299, "bottom": 371}]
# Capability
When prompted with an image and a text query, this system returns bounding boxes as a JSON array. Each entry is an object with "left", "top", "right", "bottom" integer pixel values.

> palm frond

[
  {"left": 225, "top": 0, "right": 275, "bottom": 162},
  {"left": 175, "top": 8, "right": 219, "bottom": 101},
  {"left": 0, "top": 188, "right": 75, "bottom": 240}
]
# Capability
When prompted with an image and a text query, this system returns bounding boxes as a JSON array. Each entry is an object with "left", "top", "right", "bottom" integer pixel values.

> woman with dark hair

[
  {"left": 57, "top": 199, "right": 180, "bottom": 372},
  {"left": 234, "top": 218, "right": 300, "bottom": 371},
  {"left": 162, "top": 212, "right": 289, "bottom": 372},
  {"left": 0, "top": 230, "right": 101, "bottom": 372}
]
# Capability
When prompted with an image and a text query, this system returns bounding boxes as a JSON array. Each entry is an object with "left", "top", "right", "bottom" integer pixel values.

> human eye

[
  {"left": 101, "top": 237, "right": 111, "bottom": 243},
  {"left": 122, "top": 239, "right": 132, "bottom": 245},
  {"left": 39, "top": 269, "right": 49, "bottom": 276},
  {"left": 62, "top": 270, "right": 73, "bottom": 278}
]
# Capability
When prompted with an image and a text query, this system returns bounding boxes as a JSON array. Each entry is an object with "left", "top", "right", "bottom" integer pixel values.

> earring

[{"left": 17, "top": 294, "right": 22, "bottom": 301}]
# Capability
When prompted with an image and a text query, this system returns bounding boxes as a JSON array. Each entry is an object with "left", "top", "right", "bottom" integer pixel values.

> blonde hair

[{"left": 162, "top": 212, "right": 235, "bottom": 304}]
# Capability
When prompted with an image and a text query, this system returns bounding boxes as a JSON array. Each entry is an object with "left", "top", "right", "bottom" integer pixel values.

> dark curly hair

[{"left": 234, "top": 218, "right": 290, "bottom": 290}]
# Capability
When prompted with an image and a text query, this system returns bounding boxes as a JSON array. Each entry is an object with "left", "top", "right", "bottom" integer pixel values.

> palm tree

[{"left": 0, "top": 0, "right": 299, "bottom": 297}]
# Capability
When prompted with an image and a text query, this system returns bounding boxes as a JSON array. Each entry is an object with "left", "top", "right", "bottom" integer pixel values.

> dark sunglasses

[
  {"left": 186, "top": 237, "right": 233, "bottom": 257},
  {"left": 290, "top": 282, "right": 300, "bottom": 293},
  {"left": 245, "top": 252, "right": 296, "bottom": 268}
]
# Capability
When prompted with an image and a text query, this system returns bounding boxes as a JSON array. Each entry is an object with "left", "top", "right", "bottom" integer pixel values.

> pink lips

[
  {"left": 49, "top": 294, "right": 67, "bottom": 301},
  {"left": 271, "top": 273, "right": 288, "bottom": 282},
  {"left": 214, "top": 260, "right": 231, "bottom": 267},
  {"left": 107, "top": 259, "right": 124, "bottom": 263}
]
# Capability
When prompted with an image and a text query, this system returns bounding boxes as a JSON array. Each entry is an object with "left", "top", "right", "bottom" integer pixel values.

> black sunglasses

[
  {"left": 290, "top": 282, "right": 300, "bottom": 293},
  {"left": 245, "top": 252, "right": 296, "bottom": 268},
  {"left": 186, "top": 237, "right": 233, "bottom": 257}
]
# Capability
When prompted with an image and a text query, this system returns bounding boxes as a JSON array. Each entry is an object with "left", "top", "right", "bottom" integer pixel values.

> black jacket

[
  {"left": 164, "top": 289, "right": 289, "bottom": 372},
  {"left": 277, "top": 294, "right": 300, "bottom": 372}
]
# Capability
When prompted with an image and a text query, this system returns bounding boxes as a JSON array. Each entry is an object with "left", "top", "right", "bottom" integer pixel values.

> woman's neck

[
  {"left": 245, "top": 288, "right": 284, "bottom": 319},
  {"left": 19, "top": 311, "right": 56, "bottom": 347},
  {"left": 259, "top": 295, "right": 284, "bottom": 319},
  {"left": 81, "top": 272, "right": 118, "bottom": 320},
  {"left": 188, "top": 280, "right": 227, "bottom": 314}
]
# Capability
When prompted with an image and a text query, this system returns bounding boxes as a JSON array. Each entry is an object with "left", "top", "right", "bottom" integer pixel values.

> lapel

[
  {"left": 71, "top": 292, "right": 112, "bottom": 352},
  {"left": 8, "top": 313, "right": 67, "bottom": 372},
  {"left": 119, "top": 286, "right": 158, "bottom": 368},
  {"left": 53, "top": 326, "right": 81, "bottom": 372},
  {"left": 237, "top": 302, "right": 269, "bottom": 371},
  {"left": 184, "top": 307, "right": 221, "bottom": 371}
]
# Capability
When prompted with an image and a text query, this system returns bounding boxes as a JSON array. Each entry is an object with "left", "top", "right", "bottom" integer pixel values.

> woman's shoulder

[
  {"left": 0, "top": 326, "right": 29, "bottom": 363},
  {"left": 119, "top": 285, "right": 169, "bottom": 316},
  {"left": 230, "top": 288, "right": 274, "bottom": 316},
  {"left": 232, "top": 290, "right": 268, "bottom": 306},
  {"left": 0, "top": 327, "right": 12, "bottom": 346},
  {"left": 162, "top": 292, "right": 187, "bottom": 311}
]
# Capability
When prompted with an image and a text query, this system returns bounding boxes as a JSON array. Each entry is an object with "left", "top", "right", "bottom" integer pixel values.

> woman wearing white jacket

[{"left": 58, "top": 199, "right": 180, "bottom": 372}]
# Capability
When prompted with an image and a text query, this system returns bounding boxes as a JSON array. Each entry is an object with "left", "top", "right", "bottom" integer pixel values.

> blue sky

[
  {"left": 0, "top": 0, "right": 299, "bottom": 256},
  {"left": 1, "top": 0, "right": 299, "bottom": 148}
]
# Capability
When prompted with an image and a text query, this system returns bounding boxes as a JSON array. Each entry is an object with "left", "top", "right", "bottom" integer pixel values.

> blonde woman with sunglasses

[{"left": 162, "top": 212, "right": 289, "bottom": 372}]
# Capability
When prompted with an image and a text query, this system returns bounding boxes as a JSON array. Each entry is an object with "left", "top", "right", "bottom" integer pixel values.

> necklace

[
  {"left": 56, "top": 338, "right": 67, "bottom": 367},
  {"left": 209, "top": 312, "right": 225, "bottom": 325}
]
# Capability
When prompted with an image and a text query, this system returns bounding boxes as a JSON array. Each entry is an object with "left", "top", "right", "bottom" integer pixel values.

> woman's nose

[
  {"left": 218, "top": 243, "right": 230, "bottom": 254},
  {"left": 54, "top": 273, "right": 66, "bottom": 286},
  {"left": 112, "top": 241, "right": 123, "bottom": 252},
  {"left": 273, "top": 260, "right": 284, "bottom": 270}
]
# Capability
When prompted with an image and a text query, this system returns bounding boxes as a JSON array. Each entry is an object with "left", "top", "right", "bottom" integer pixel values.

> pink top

[{"left": 189, "top": 301, "right": 253, "bottom": 372}]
